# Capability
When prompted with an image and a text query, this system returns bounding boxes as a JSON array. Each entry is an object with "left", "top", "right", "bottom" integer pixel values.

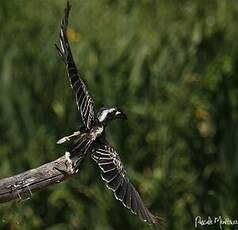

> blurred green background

[{"left": 0, "top": 0, "right": 238, "bottom": 229}]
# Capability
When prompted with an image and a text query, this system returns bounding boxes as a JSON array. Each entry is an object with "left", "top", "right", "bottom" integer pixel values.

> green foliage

[{"left": 0, "top": 0, "right": 238, "bottom": 229}]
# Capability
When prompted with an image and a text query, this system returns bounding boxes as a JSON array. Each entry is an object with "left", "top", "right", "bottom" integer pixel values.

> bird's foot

[
  {"left": 54, "top": 152, "right": 78, "bottom": 175},
  {"left": 65, "top": 152, "right": 78, "bottom": 174}
]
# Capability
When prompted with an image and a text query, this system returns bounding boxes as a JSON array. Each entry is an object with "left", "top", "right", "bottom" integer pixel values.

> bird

[{"left": 55, "top": 1, "right": 162, "bottom": 226}]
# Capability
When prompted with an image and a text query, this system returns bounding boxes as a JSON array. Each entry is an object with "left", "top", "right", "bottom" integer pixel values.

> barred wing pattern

[
  {"left": 56, "top": 2, "right": 95, "bottom": 129},
  {"left": 91, "top": 143, "right": 160, "bottom": 225}
]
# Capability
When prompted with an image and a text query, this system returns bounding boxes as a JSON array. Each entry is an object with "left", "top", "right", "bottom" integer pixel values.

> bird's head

[{"left": 97, "top": 107, "right": 127, "bottom": 125}]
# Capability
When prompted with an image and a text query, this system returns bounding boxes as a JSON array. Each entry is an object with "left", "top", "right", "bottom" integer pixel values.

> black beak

[{"left": 115, "top": 110, "right": 127, "bottom": 120}]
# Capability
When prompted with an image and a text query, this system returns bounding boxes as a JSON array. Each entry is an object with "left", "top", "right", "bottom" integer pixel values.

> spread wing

[
  {"left": 91, "top": 142, "right": 161, "bottom": 225},
  {"left": 56, "top": 2, "right": 95, "bottom": 129}
]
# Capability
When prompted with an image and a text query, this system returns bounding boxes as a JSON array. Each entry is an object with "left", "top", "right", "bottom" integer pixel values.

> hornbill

[{"left": 56, "top": 1, "right": 161, "bottom": 226}]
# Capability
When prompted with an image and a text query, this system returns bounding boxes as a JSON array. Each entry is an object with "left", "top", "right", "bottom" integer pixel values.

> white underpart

[
  {"left": 98, "top": 108, "right": 115, "bottom": 122},
  {"left": 94, "top": 126, "right": 104, "bottom": 136},
  {"left": 90, "top": 126, "right": 104, "bottom": 140}
]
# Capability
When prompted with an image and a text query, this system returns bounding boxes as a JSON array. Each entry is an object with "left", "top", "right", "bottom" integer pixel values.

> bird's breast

[{"left": 89, "top": 125, "right": 104, "bottom": 141}]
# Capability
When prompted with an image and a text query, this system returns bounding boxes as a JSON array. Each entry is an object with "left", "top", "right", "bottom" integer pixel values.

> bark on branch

[{"left": 0, "top": 152, "right": 81, "bottom": 204}]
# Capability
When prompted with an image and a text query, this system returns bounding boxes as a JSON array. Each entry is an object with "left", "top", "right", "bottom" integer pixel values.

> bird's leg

[
  {"left": 65, "top": 151, "right": 77, "bottom": 174},
  {"left": 57, "top": 131, "right": 81, "bottom": 144},
  {"left": 54, "top": 152, "right": 78, "bottom": 175}
]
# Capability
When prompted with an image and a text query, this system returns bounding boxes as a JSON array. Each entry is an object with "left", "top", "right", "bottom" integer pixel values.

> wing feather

[
  {"left": 56, "top": 2, "right": 95, "bottom": 129},
  {"left": 115, "top": 179, "right": 127, "bottom": 202},
  {"left": 91, "top": 142, "right": 161, "bottom": 225}
]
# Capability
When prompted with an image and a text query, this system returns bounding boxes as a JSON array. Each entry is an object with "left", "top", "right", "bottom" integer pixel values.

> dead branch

[{"left": 0, "top": 152, "right": 82, "bottom": 204}]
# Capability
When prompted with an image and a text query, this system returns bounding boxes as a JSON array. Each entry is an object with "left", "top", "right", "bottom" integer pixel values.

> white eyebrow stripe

[
  {"left": 115, "top": 111, "right": 121, "bottom": 116},
  {"left": 98, "top": 108, "right": 115, "bottom": 122}
]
